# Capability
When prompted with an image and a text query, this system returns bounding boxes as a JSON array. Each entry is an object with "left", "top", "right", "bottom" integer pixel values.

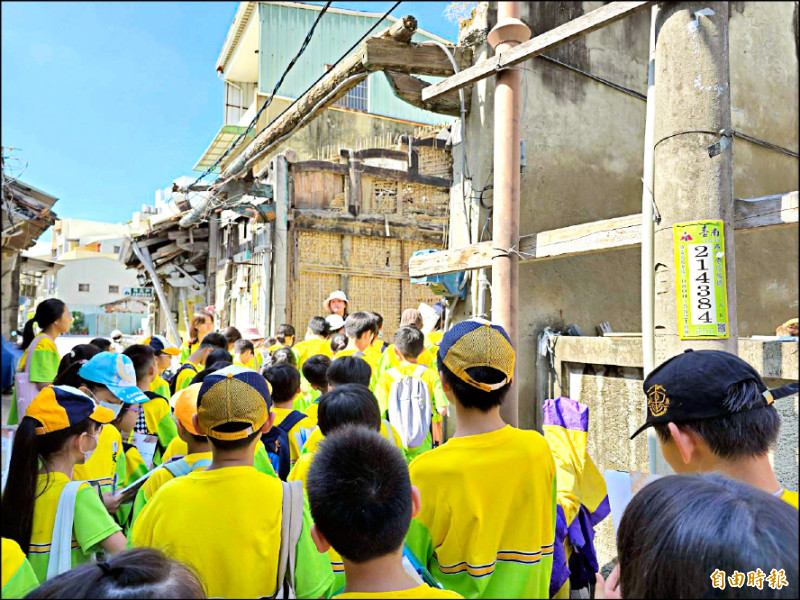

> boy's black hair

[
  {"left": 263, "top": 362, "right": 301, "bottom": 403},
  {"left": 205, "top": 349, "right": 232, "bottom": 367},
  {"left": 327, "top": 356, "right": 371, "bottom": 388},
  {"left": 329, "top": 333, "right": 347, "bottom": 354},
  {"left": 189, "top": 360, "right": 233, "bottom": 386},
  {"left": 262, "top": 346, "right": 297, "bottom": 370},
  {"left": 307, "top": 425, "right": 412, "bottom": 563},
  {"left": 618, "top": 473, "right": 798, "bottom": 599},
  {"left": 437, "top": 355, "right": 510, "bottom": 412},
  {"left": 276, "top": 324, "right": 295, "bottom": 344},
  {"left": 266, "top": 336, "right": 278, "bottom": 347},
  {"left": 394, "top": 326, "right": 424, "bottom": 360},
  {"left": 221, "top": 326, "right": 242, "bottom": 346},
  {"left": 199, "top": 332, "right": 227, "bottom": 351},
  {"left": 302, "top": 355, "right": 331, "bottom": 390},
  {"left": 344, "top": 312, "right": 374, "bottom": 339},
  {"left": 308, "top": 316, "right": 330, "bottom": 337},
  {"left": 317, "top": 384, "right": 380, "bottom": 435},
  {"left": 369, "top": 312, "right": 383, "bottom": 330},
  {"left": 233, "top": 339, "right": 254, "bottom": 355},
  {"left": 653, "top": 379, "right": 781, "bottom": 459},
  {"left": 89, "top": 337, "right": 112, "bottom": 352},
  {"left": 122, "top": 344, "right": 156, "bottom": 381}
]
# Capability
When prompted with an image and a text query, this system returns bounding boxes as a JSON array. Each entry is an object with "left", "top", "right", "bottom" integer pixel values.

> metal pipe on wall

[{"left": 487, "top": 2, "right": 530, "bottom": 427}]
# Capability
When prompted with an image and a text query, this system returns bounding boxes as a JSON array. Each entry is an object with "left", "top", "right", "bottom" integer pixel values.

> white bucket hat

[
  {"left": 323, "top": 290, "right": 349, "bottom": 313},
  {"left": 241, "top": 325, "right": 264, "bottom": 340}
]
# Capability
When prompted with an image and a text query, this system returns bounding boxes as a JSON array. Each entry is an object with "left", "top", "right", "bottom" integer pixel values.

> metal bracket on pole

[{"left": 129, "top": 238, "right": 181, "bottom": 346}]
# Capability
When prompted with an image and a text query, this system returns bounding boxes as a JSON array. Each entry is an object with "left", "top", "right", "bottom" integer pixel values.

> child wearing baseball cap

[
  {"left": 404, "top": 319, "right": 557, "bottom": 599},
  {"left": 1, "top": 386, "right": 127, "bottom": 582},
  {"left": 131, "top": 365, "right": 334, "bottom": 598},
  {"left": 307, "top": 425, "right": 463, "bottom": 599},
  {"left": 631, "top": 349, "right": 799, "bottom": 508},
  {"left": 143, "top": 335, "right": 180, "bottom": 399}
]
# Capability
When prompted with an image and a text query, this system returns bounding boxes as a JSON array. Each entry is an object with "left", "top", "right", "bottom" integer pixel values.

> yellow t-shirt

[
  {"left": 72, "top": 423, "right": 124, "bottom": 493},
  {"left": 150, "top": 374, "right": 170, "bottom": 403},
  {"left": 274, "top": 407, "right": 316, "bottom": 464},
  {"left": 140, "top": 452, "right": 213, "bottom": 506},
  {"left": 28, "top": 472, "right": 122, "bottom": 582},
  {"left": 161, "top": 437, "right": 277, "bottom": 478},
  {"left": 375, "top": 362, "right": 448, "bottom": 419},
  {"left": 294, "top": 337, "right": 334, "bottom": 367},
  {"left": 174, "top": 361, "right": 201, "bottom": 392},
  {"left": 780, "top": 489, "right": 799, "bottom": 509},
  {"left": 2, "top": 538, "right": 39, "bottom": 599},
  {"left": 131, "top": 465, "right": 334, "bottom": 599},
  {"left": 406, "top": 426, "right": 557, "bottom": 599},
  {"left": 334, "top": 584, "right": 463, "bottom": 599},
  {"left": 335, "top": 346, "right": 382, "bottom": 387}
]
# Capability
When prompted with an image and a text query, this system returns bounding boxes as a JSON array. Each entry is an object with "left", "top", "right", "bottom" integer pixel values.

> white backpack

[{"left": 387, "top": 366, "right": 431, "bottom": 450}]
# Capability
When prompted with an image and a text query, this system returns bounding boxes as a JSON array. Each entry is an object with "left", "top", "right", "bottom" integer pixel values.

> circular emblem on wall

[{"left": 647, "top": 384, "right": 670, "bottom": 417}]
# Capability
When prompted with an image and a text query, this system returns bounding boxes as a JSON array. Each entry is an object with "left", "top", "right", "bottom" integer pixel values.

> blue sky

[{"left": 1, "top": 1, "right": 460, "bottom": 239}]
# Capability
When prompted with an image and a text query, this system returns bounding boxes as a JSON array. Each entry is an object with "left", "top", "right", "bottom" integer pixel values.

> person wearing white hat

[
  {"left": 323, "top": 290, "right": 349, "bottom": 318},
  {"left": 325, "top": 314, "right": 345, "bottom": 336}
]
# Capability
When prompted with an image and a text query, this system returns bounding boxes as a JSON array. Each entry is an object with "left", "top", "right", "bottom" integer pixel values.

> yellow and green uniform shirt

[
  {"left": 173, "top": 361, "right": 201, "bottom": 393},
  {"left": 161, "top": 436, "right": 277, "bottom": 478},
  {"left": 375, "top": 361, "right": 448, "bottom": 462},
  {"left": 293, "top": 337, "right": 333, "bottom": 368},
  {"left": 178, "top": 341, "right": 199, "bottom": 364},
  {"left": 8, "top": 335, "right": 60, "bottom": 425},
  {"left": 72, "top": 423, "right": 126, "bottom": 497},
  {"left": 28, "top": 472, "right": 122, "bottom": 582},
  {"left": 131, "top": 465, "right": 334, "bottom": 599},
  {"left": 149, "top": 374, "right": 170, "bottom": 404},
  {"left": 335, "top": 346, "right": 383, "bottom": 390},
  {"left": 140, "top": 393, "right": 178, "bottom": 467},
  {"left": 406, "top": 426, "right": 557, "bottom": 599},
  {"left": 273, "top": 407, "right": 316, "bottom": 465},
  {"left": 334, "top": 585, "right": 463, "bottom": 599},
  {"left": 374, "top": 345, "right": 435, "bottom": 390},
  {"left": 424, "top": 330, "right": 445, "bottom": 356},
  {"left": 2, "top": 538, "right": 39, "bottom": 599}
]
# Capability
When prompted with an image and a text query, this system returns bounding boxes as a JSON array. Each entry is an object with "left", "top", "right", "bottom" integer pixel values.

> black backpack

[
  {"left": 262, "top": 410, "right": 307, "bottom": 480},
  {"left": 168, "top": 363, "right": 199, "bottom": 396}
]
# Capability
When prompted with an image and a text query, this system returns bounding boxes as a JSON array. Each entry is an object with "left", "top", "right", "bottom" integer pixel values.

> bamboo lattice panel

[
  {"left": 298, "top": 231, "right": 343, "bottom": 266},
  {"left": 293, "top": 270, "right": 342, "bottom": 336},
  {"left": 350, "top": 236, "right": 402, "bottom": 271},
  {"left": 417, "top": 146, "right": 453, "bottom": 179},
  {"left": 348, "top": 276, "right": 403, "bottom": 338},
  {"left": 369, "top": 179, "right": 398, "bottom": 214},
  {"left": 401, "top": 183, "right": 449, "bottom": 217}
]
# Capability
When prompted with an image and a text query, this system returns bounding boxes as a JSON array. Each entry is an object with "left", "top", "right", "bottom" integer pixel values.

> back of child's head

[
  {"left": 204, "top": 348, "right": 232, "bottom": 367},
  {"left": 317, "top": 384, "right": 380, "bottom": 435},
  {"left": 199, "top": 332, "right": 227, "bottom": 351},
  {"left": 653, "top": 379, "right": 781, "bottom": 460},
  {"left": 618, "top": 473, "right": 798, "bottom": 599},
  {"left": 263, "top": 362, "right": 301, "bottom": 403},
  {"left": 344, "top": 312, "right": 374, "bottom": 339},
  {"left": 122, "top": 344, "right": 156, "bottom": 382},
  {"left": 189, "top": 361, "right": 233, "bottom": 386},
  {"left": 263, "top": 346, "right": 296, "bottom": 369},
  {"left": 233, "top": 339, "right": 254, "bottom": 356},
  {"left": 307, "top": 425, "right": 412, "bottom": 563},
  {"left": 24, "top": 547, "right": 206, "bottom": 599},
  {"left": 394, "top": 326, "right": 424, "bottom": 360},
  {"left": 302, "top": 355, "right": 331, "bottom": 390},
  {"left": 276, "top": 323, "right": 295, "bottom": 344},
  {"left": 56, "top": 343, "right": 101, "bottom": 379},
  {"left": 327, "top": 356, "right": 371, "bottom": 388},
  {"left": 89, "top": 337, "right": 112, "bottom": 352},
  {"left": 369, "top": 312, "right": 383, "bottom": 331},
  {"left": 400, "top": 308, "right": 423, "bottom": 329},
  {"left": 266, "top": 336, "right": 278, "bottom": 347},
  {"left": 308, "top": 316, "right": 330, "bottom": 337},
  {"left": 330, "top": 332, "right": 348, "bottom": 354},
  {"left": 221, "top": 326, "right": 242, "bottom": 348}
]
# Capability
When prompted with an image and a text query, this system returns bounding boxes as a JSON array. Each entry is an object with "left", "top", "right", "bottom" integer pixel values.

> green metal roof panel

[{"left": 258, "top": 3, "right": 448, "bottom": 126}]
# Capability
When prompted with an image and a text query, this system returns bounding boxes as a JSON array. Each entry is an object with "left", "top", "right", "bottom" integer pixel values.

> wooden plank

[
  {"left": 384, "top": 70, "right": 469, "bottom": 117},
  {"left": 409, "top": 191, "right": 800, "bottom": 277},
  {"left": 358, "top": 164, "right": 451, "bottom": 188},
  {"left": 364, "top": 37, "right": 472, "bottom": 77},
  {"left": 300, "top": 263, "right": 410, "bottom": 280},
  {"left": 292, "top": 161, "right": 349, "bottom": 175},
  {"left": 421, "top": 1, "right": 655, "bottom": 102},
  {"left": 733, "top": 191, "right": 798, "bottom": 231}
]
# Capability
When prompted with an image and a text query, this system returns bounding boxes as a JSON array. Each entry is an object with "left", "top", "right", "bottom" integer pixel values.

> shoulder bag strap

[
  {"left": 23, "top": 334, "right": 48, "bottom": 375},
  {"left": 276, "top": 480, "right": 304, "bottom": 597},
  {"left": 47, "top": 480, "right": 84, "bottom": 580}
]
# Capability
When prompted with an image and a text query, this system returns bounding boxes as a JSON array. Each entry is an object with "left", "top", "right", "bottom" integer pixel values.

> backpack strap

[
  {"left": 276, "top": 480, "right": 304, "bottom": 596},
  {"left": 277, "top": 411, "right": 306, "bottom": 435},
  {"left": 163, "top": 459, "right": 192, "bottom": 478},
  {"left": 23, "top": 334, "right": 49, "bottom": 375},
  {"left": 412, "top": 365, "right": 427, "bottom": 379},
  {"left": 387, "top": 367, "right": 404, "bottom": 383},
  {"left": 48, "top": 480, "right": 84, "bottom": 580}
]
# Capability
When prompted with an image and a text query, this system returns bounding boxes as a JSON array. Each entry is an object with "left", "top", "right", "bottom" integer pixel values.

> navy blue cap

[{"left": 631, "top": 349, "right": 796, "bottom": 439}]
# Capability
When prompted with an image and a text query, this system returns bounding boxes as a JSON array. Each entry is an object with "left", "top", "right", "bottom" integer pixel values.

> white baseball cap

[{"left": 325, "top": 314, "right": 345, "bottom": 331}]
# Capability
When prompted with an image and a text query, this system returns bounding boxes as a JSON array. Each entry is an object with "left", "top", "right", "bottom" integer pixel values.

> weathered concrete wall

[{"left": 461, "top": 2, "right": 798, "bottom": 431}]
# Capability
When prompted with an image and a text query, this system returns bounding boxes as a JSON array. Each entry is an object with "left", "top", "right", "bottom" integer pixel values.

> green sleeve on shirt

[
  {"left": 405, "top": 518, "right": 436, "bottom": 572},
  {"left": 7, "top": 400, "right": 18, "bottom": 425},
  {"left": 74, "top": 486, "right": 122, "bottom": 554},
  {"left": 2, "top": 557, "right": 40, "bottom": 599},
  {"left": 430, "top": 375, "right": 448, "bottom": 413},
  {"left": 29, "top": 345, "right": 59, "bottom": 383},
  {"left": 294, "top": 494, "right": 335, "bottom": 600},
  {"left": 253, "top": 445, "right": 278, "bottom": 478},
  {"left": 156, "top": 414, "right": 178, "bottom": 455},
  {"left": 129, "top": 486, "right": 149, "bottom": 537}
]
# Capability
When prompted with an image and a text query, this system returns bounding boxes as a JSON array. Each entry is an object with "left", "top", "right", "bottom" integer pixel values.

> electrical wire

[{"left": 190, "top": 1, "right": 334, "bottom": 189}]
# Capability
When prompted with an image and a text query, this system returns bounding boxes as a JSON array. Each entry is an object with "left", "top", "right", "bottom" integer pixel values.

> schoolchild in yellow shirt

[
  {"left": 369, "top": 312, "right": 390, "bottom": 354},
  {"left": 294, "top": 317, "right": 334, "bottom": 368},
  {"left": 172, "top": 331, "right": 228, "bottom": 394},
  {"left": 1, "top": 537, "right": 39, "bottom": 599},
  {"left": 334, "top": 312, "right": 382, "bottom": 387},
  {"left": 405, "top": 319, "right": 557, "bottom": 599},
  {"left": 130, "top": 384, "right": 212, "bottom": 526},
  {"left": 375, "top": 327, "right": 448, "bottom": 463},
  {"left": 630, "top": 349, "right": 800, "bottom": 509},
  {"left": 298, "top": 354, "right": 331, "bottom": 420},
  {"left": 267, "top": 323, "right": 296, "bottom": 353},
  {"left": 263, "top": 363, "right": 316, "bottom": 465},
  {"left": 143, "top": 335, "right": 180, "bottom": 400},
  {"left": 132, "top": 365, "right": 335, "bottom": 599},
  {"left": 327, "top": 355, "right": 372, "bottom": 389},
  {"left": 373, "top": 309, "right": 435, "bottom": 388},
  {"left": 232, "top": 338, "right": 257, "bottom": 370},
  {"left": 1, "top": 386, "right": 127, "bottom": 582},
  {"left": 307, "top": 425, "right": 463, "bottom": 600}
]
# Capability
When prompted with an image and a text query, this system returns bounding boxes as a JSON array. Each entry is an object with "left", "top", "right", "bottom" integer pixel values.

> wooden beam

[
  {"left": 292, "top": 161, "right": 349, "bottom": 175},
  {"left": 409, "top": 192, "right": 799, "bottom": 276},
  {"left": 364, "top": 38, "right": 472, "bottom": 77},
  {"left": 384, "top": 70, "right": 470, "bottom": 117},
  {"left": 421, "top": 1, "right": 655, "bottom": 102},
  {"left": 291, "top": 209, "right": 445, "bottom": 243}
]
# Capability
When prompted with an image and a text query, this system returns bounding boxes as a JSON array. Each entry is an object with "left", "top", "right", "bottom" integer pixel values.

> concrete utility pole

[
  {"left": 487, "top": 3, "right": 530, "bottom": 427},
  {"left": 653, "top": 2, "right": 737, "bottom": 365}
]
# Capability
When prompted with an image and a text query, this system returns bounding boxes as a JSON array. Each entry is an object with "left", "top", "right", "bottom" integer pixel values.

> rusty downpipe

[{"left": 487, "top": 3, "right": 529, "bottom": 427}]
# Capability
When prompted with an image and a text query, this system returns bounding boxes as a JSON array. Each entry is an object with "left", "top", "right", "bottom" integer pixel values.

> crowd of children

[{"left": 1, "top": 293, "right": 797, "bottom": 599}]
